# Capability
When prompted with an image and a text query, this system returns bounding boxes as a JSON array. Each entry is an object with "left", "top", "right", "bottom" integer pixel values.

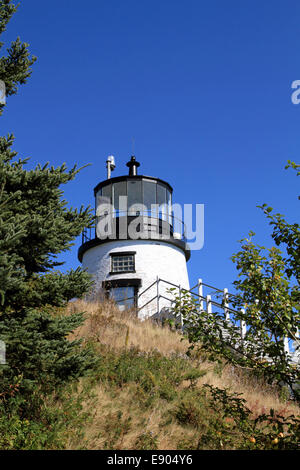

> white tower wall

[{"left": 82, "top": 239, "right": 190, "bottom": 319}]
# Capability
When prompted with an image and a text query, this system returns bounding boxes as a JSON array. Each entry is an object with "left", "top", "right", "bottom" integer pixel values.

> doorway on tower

[{"left": 102, "top": 278, "right": 142, "bottom": 311}]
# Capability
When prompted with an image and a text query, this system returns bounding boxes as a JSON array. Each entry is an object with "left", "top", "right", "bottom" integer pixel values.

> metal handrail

[
  {"left": 137, "top": 280, "right": 157, "bottom": 299},
  {"left": 159, "top": 294, "right": 176, "bottom": 303},
  {"left": 137, "top": 295, "right": 158, "bottom": 311},
  {"left": 200, "top": 281, "right": 236, "bottom": 298},
  {"left": 158, "top": 278, "right": 182, "bottom": 289},
  {"left": 188, "top": 281, "right": 237, "bottom": 301},
  {"left": 105, "top": 275, "right": 298, "bottom": 360},
  {"left": 108, "top": 275, "right": 242, "bottom": 318},
  {"left": 200, "top": 282, "right": 224, "bottom": 292},
  {"left": 189, "top": 283, "right": 199, "bottom": 292},
  {"left": 136, "top": 277, "right": 243, "bottom": 317},
  {"left": 81, "top": 210, "right": 187, "bottom": 244}
]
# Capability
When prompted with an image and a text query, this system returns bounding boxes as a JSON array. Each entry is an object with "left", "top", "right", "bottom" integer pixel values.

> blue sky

[{"left": 1, "top": 0, "right": 299, "bottom": 292}]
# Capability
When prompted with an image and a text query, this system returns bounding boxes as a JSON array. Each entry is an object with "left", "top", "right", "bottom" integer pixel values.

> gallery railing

[{"left": 81, "top": 210, "right": 187, "bottom": 244}]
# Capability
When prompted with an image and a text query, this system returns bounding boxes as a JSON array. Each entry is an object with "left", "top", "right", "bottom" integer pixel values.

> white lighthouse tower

[{"left": 78, "top": 156, "right": 190, "bottom": 319}]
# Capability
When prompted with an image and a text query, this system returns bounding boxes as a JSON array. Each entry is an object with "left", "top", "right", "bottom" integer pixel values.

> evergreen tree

[
  {"left": 0, "top": 1, "right": 96, "bottom": 415},
  {"left": 0, "top": 0, "right": 36, "bottom": 116}
]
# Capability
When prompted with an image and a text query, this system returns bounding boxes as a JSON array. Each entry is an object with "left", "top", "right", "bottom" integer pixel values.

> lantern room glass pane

[
  {"left": 166, "top": 189, "right": 172, "bottom": 224},
  {"left": 127, "top": 180, "right": 142, "bottom": 214},
  {"left": 102, "top": 184, "right": 112, "bottom": 205},
  {"left": 113, "top": 181, "right": 127, "bottom": 213},
  {"left": 95, "top": 190, "right": 102, "bottom": 208},
  {"left": 143, "top": 181, "right": 156, "bottom": 213},
  {"left": 157, "top": 184, "right": 167, "bottom": 220},
  {"left": 96, "top": 186, "right": 111, "bottom": 217}
]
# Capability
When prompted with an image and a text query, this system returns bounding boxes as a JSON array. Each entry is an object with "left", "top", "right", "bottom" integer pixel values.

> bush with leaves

[
  {"left": 198, "top": 384, "right": 300, "bottom": 450},
  {"left": 172, "top": 162, "right": 299, "bottom": 402}
]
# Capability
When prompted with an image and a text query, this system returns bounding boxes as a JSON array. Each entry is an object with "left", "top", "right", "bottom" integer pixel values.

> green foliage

[
  {"left": 0, "top": 136, "right": 97, "bottom": 410},
  {"left": 93, "top": 346, "right": 204, "bottom": 407},
  {"left": 14, "top": 336, "right": 293, "bottom": 451},
  {"left": 173, "top": 162, "right": 300, "bottom": 402},
  {"left": 0, "top": 1, "right": 36, "bottom": 115},
  {"left": 173, "top": 382, "right": 299, "bottom": 450},
  {"left": 182, "top": 368, "right": 207, "bottom": 388},
  {"left": 101, "top": 411, "right": 132, "bottom": 450},
  {"left": 0, "top": 380, "right": 96, "bottom": 450},
  {"left": 91, "top": 344, "right": 299, "bottom": 450},
  {"left": 0, "top": 309, "right": 97, "bottom": 407},
  {"left": 0, "top": 134, "right": 94, "bottom": 310},
  {"left": 0, "top": 1, "right": 97, "bottom": 439},
  {"left": 175, "top": 394, "right": 206, "bottom": 429},
  {"left": 198, "top": 384, "right": 300, "bottom": 450},
  {"left": 135, "top": 431, "right": 158, "bottom": 450}
]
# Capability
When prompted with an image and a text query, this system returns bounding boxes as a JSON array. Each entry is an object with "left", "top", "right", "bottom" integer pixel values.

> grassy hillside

[
  {"left": 65, "top": 300, "right": 299, "bottom": 450},
  {"left": 2, "top": 299, "right": 299, "bottom": 450}
]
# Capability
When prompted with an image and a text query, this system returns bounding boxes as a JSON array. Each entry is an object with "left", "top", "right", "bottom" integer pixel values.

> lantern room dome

[{"left": 78, "top": 156, "right": 190, "bottom": 263}]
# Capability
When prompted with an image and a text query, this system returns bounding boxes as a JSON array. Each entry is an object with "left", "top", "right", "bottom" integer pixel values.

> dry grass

[
  {"left": 68, "top": 298, "right": 189, "bottom": 357},
  {"left": 65, "top": 299, "right": 299, "bottom": 450},
  {"left": 67, "top": 381, "right": 198, "bottom": 450},
  {"left": 196, "top": 364, "right": 299, "bottom": 417}
]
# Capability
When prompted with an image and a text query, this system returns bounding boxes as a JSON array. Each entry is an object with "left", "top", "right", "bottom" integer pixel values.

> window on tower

[
  {"left": 110, "top": 251, "right": 136, "bottom": 273},
  {"left": 109, "top": 286, "right": 135, "bottom": 310},
  {"left": 102, "top": 278, "right": 142, "bottom": 311}
]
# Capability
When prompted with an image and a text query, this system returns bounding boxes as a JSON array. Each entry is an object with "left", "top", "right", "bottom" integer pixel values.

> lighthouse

[{"left": 78, "top": 156, "right": 190, "bottom": 319}]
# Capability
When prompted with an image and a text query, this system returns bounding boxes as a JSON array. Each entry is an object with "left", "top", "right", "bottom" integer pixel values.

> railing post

[
  {"left": 240, "top": 309, "right": 246, "bottom": 340},
  {"left": 178, "top": 284, "right": 183, "bottom": 328},
  {"left": 284, "top": 336, "right": 290, "bottom": 355},
  {"left": 223, "top": 288, "right": 230, "bottom": 322},
  {"left": 293, "top": 329, "right": 300, "bottom": 359},
  {"left": 156, "top": 276, "right": 160, "bottom": 315},
  {"left": 0, "top": 340, "right": 6, "bottom": 365},
  {"left": 198, "top": 279, "right": 204, "bottom": 311},
  {"left": 294, "top": 328, "right": 300, "bottom": 345},
  {"left": 206, "top": 295, "right": 212, "bottom": 314},
  {"left": 183, "top": 222, "right": 187, "bottom": 241}
]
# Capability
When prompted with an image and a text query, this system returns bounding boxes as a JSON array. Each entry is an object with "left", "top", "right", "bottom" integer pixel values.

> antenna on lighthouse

[{"left": 106, "top": 155, "right": 115, "bottom": 179}]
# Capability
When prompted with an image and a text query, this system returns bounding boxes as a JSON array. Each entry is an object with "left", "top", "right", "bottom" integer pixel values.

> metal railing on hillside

[{"left": 136, "top": 277, "right": 300, "bottom": 363}]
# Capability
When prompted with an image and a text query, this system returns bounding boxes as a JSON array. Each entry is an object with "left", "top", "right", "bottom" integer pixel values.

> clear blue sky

[{"left": 1, "top": 0, "right": 299, "bottom": 292}]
